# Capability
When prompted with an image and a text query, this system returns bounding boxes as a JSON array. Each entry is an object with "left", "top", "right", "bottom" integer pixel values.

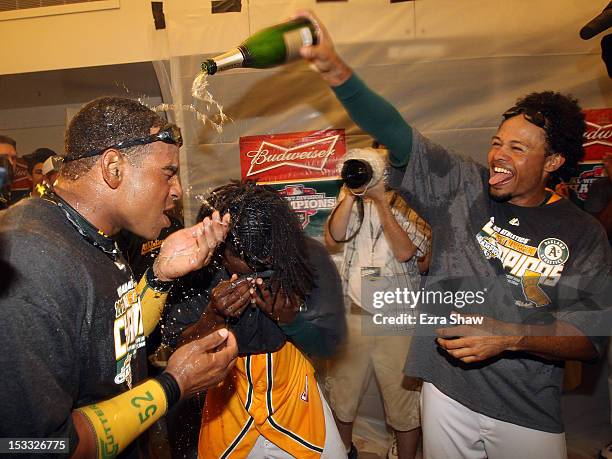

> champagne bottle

[{"left": 201, "top": 18, "right": 318, "bottom": 75}]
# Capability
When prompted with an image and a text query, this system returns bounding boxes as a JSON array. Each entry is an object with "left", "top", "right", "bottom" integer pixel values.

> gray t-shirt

[
  {"left": 390, "top": 130, "right": 611, "bottom": 433},
  {"left": 0, "top": 197, "right": 147, "bottom": 457},
  {"left": 583, "top": 177, "right": 612, "bottom": 215}
]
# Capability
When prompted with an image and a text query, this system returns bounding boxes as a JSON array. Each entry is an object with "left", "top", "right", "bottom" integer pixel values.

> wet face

[
  {"left": 120, "top": 141, "right": 182, "bottom": 240},
  {"left": 0, "top": 143, "right": 17, "bottom": 167},
  {"left": 487, "top": 115, "right": 560, "bottom": 207}
]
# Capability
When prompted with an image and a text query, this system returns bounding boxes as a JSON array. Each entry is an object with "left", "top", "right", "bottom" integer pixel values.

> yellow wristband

[
  {"left": 137, "top": 271, "right": 169, "bottom": 336},
  {"left": 77, "top": 378, "right": 168, "bottom": 459}
]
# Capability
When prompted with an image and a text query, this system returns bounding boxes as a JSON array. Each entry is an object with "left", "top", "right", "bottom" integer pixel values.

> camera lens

[{"left": 341, "top": 159, "right": 373, "bottom": 189}]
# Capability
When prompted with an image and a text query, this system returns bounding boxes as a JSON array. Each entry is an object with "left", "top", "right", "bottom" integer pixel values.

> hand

[
  {"left": 417, "top": 247, "right": 432, "bottom": 275},
  {"left": 252, "top": 279, "right": 300, "bottom": 324},
  {"left": 165, "top": 328, "right": 238, "bottom": 398},
  {"left": 294, "top": 9, "right": 352, "bottom": 86},
  {"left": 209, "top": 274, "right": 253, "bottom": 318},
  {"left": 340, "top": 184, "right": 358, "bottom": 203},
  {"left": 153, "top": 211, "right": 230, "bottom": 281},
  {"left": 364, "top": 179, "right": 386, "bottom": 204},
  {"left": 435, "top": 314, "right": 521, "bottom": 364}
]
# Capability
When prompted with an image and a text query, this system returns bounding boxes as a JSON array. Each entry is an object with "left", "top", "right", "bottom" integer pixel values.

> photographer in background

[
  {"left": 324, "top": 147, "right": 430, "bottom": 459},
  {"left": 24, "top": 148, "right": 57, "bottom": 197}
]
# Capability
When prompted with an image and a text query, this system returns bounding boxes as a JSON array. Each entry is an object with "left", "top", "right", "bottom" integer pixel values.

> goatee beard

[{"left": 488, "top": 188, "right": 512, "bottom": 203}]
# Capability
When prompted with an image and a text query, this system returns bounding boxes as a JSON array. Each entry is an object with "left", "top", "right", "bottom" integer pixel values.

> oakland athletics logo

[{"left": 537, "top": 238, "right": 570, "bottom": 266}]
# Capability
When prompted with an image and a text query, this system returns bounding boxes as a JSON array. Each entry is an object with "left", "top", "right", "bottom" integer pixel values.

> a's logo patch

[{"left": 537, "top": 238, "right": 570, "bottom": 266}]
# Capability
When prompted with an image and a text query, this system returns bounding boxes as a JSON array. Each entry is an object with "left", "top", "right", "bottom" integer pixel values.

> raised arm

[
  {"left": 139, "top": 211, "right": 230, "bottom": 336},
  {"left": 297, "top": 10, "right": 413, "bottom": 167}
]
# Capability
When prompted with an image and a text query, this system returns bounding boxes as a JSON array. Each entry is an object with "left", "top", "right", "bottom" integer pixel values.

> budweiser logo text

[
  {"left": 583, "top": 121, "right": 612, "bottom": 148},
  {"left": 244, "top": 135, "right": 339, "bottom": 177}
]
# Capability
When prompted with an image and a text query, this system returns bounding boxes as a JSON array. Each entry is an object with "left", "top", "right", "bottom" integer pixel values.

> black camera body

[{"left": 339, "top": 148, "right": 387, "bottom": 191}]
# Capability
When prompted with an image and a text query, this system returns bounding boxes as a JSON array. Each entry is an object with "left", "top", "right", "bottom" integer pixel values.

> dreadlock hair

[
  {"left": 62, "top": 97, "right": 166, "bottom": 180},
  {"left": 197, "top": 181, "right": 314, "bottom": 301},
  {"left": 513, "top": 91, "right": 586, "bottom": 182}
]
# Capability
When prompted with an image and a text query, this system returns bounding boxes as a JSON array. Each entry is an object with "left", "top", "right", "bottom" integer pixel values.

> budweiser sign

[
  {"left": 240, "top": 129, "right": 346, "bottom": 183},
  {"left": 582, "top": 109, "right": 612, "bottom": 161},
  {"left": 584, "top": 122, "right": 612, "bottom": 146}
]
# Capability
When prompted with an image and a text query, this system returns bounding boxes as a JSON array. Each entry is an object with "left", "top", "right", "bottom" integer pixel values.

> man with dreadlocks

[{"left": 177, "top": 181, "right": 346, "bottom": 459}]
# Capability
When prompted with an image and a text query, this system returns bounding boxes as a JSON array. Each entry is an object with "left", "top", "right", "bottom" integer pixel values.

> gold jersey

[{"left": 199, "top": 341, "right": 325, "bottom": 458}]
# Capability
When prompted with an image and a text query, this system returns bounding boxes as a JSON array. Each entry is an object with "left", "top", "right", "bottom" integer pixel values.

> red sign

[
  {"left": 571, "top": 162, "right": 606, "bottom": 202},
  {"left": 239, "top": 129, "right": 346, "bottom": 183},
  {"left": 583, "top": 108, "right": 612, "bottom": 161},
  {"left": 10, "top": 158, "right": 32, "bottom": 193}
]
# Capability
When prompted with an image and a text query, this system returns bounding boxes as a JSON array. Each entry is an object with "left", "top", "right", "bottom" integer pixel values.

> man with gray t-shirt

[{"left": 297, "top": 10, "right": 611, "bottom": 459}]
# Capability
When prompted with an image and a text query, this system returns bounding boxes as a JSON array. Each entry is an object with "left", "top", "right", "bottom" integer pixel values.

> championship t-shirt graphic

[
  {"left": 476, "top": 217, "right": 570, "bottom": 308},
  {"left": 113, "top": 279, "right": 146, "bottom": 388}
]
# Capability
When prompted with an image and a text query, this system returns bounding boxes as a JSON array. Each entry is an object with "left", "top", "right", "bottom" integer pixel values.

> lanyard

[
  {"left": 369, "top": 203, "right": 384, "bottom": 257},
  {"left": 368, "top": 192, "right": 398, "bottom": 261},
  {"left": 42, "top": 187, "right": 129, "bottom": 272}
]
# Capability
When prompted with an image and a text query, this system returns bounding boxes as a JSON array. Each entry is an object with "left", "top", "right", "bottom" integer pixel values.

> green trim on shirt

[
  {"left": 332, "top": 73, "right": 413, "bottom": 167},
  {"left": 280, "top": 314, "right": 331, "bottom": 357}
]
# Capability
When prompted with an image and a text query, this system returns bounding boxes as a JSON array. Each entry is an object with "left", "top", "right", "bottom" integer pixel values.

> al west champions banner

[
  {"left": 239, "top": 130, "right": 346, "bottom": 236},
  {"left": 569, "top": 108, "right": 611, "bottom": 204},
  {"left": 270, "top": 180, "right": 343, "bottom": 237}
]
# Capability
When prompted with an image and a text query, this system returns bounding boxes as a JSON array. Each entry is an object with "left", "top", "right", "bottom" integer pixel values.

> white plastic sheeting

[{"left": 156, "top": 0, "right": 611, "bottom": 224}]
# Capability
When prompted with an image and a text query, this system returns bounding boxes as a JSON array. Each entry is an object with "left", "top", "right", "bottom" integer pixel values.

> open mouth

[
  {"left": 489, "top": 165, "right": 514, "bottom": 187},
  {"left": 162, "top": 207, "right": 174, "bottom": 227}
]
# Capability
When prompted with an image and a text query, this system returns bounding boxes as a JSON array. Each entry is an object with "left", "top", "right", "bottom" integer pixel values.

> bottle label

[{"left": 283, "top": 27, "right": 314, "bottom": 61}]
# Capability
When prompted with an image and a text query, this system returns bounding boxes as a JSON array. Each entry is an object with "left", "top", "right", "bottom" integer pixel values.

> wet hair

[
  {"left": 0, "top": 135, "right": 16, "bottom": 149},
  {"left": 512, "top": 91, "right": 586, "bottom": 181},
  {"left": 24, "top": 148, "right": 56, "bottom": 174},
  {"left": 62, "top": 97, "right": 165, "bottom": 179},
  {"left": 197, "top": 181, "right": 314, "bottom": 300}
]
